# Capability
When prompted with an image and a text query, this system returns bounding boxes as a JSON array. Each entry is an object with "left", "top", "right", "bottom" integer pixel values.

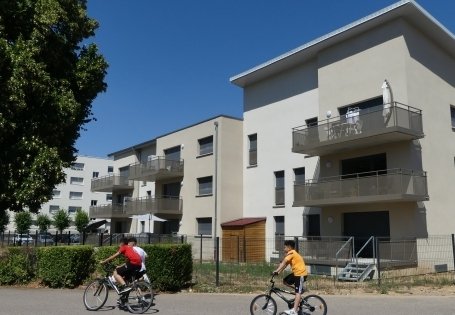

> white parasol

[{"left": 382, "top": 80, "right": 393, "bottom": 121}]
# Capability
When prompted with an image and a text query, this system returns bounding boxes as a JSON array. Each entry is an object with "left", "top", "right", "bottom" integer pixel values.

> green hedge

[
  {"left": 36, "top": 245, "right": 95, "bottom": 288},
  {"left": 144, "top": 244, "right": 192, "bottom": 291},
  {"left": 0, "top": 243, "right": 192, "bottom": 290},
  {"left": 0, "top": 247, "right": 36, "bottom": 285},
  {"left": 92, "top": 243, "right": 193, "bottom": 291}
]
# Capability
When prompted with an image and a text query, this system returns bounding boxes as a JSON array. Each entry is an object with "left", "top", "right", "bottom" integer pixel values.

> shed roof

[{"left": 221, "top": 217, "right": 266, "bottom": 227}]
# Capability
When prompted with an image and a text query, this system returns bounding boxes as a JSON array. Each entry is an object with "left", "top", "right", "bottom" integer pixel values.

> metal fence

[
  {"left": 2, "top": 231, "right": 454, "bottom": 286},
  {"left": 0, "top": 231, "right": 185, "bottom": 247}
]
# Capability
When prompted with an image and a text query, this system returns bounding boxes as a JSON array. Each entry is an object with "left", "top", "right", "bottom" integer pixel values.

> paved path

[{"left": 1, "top": 287, "right": 455, "bottom": 315}]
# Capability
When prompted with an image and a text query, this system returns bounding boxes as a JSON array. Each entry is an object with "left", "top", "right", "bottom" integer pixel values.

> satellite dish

[{"left": 326, "top": 110, "right": 332, "bottom": 118}]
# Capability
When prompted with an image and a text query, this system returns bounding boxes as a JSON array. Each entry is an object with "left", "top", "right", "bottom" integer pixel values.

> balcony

[
  {"left": 294, "top": 168, "right": 428, "bottom": 207},
  {"left": 292, "top": 102, "right": 424, "bottom": 156},
  {"left": 124, "top": 196, "right": 182, "bottom": 216},
  {"left": 89, "top": 203, "right": 126, "bottom": 219},
  {"left": 128, "top": 156, "right": 184, "bottom": 182},
  {"left": 91, "top": 174, "right": 133, "bottom": 192}
]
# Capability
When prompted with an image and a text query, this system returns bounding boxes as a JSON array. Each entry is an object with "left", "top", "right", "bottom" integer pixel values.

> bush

[
  {"left": 0, "top": 247, "right": 36, "bottom": 285},
  {"left": 144, "top": 244, "right": 192, "bottom": 291},
  {"left": 91, "top": 245, "right": 125, "bottom": 275},
  {"left": 36, "top": 246, "right": 94, "bottom": 288}
]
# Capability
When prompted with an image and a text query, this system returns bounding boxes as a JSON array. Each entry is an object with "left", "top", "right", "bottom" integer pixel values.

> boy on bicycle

[
  {"left": 128, "top": 236, "right": 149, "bottom": 282},
  {"left": 100, "top": 237, "right": 142, "bottom": 294},
  {"left": 273, "top": 240, "right": 308, "bottom": 315}
]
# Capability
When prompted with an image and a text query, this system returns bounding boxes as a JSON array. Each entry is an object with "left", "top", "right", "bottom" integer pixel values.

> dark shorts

[
  {"left": 283, "top": 273, "right": 307, "bottom": 294},
  {"left": 116, "top": 262, "right": 141, "bottom": 281}
]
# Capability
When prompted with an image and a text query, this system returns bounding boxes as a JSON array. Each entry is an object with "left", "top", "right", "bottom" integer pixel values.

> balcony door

[
  {"left": 341, "top": 153, "right": 386, "bottom": 178},
  {"left": 164, "top": 146, "right": 181, "bottom": 161},
  {"left": 163, "top": 182, "right": 181, "bottom": 198},
  {"left": 343, "top": 211, "right": 390, "bottom": 257}
]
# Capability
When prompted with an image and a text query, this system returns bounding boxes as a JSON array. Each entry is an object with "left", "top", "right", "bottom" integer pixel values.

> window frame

[
  {"left": 248, "top": 133, "right": 257, "bottom": 166},
  {"left": 197, "top": 217, "right": 213, "bottom": 236},
  {"left": 197, "top": 176, "right": 213, "bottom": 196},
  {"left": 69, "top": 191, "right": 83, "bottom": 200},
  {"left": 197, "top": 135, "right": 214, "bottom": 157}
]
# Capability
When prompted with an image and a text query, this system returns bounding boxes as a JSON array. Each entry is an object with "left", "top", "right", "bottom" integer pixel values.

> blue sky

[{"left": 76, "top": 0, "right": 455, "bottom": 157}]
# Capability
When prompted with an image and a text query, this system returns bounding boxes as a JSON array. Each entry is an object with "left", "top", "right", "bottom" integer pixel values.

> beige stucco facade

[
  {"left": 92, "top": 115, "right": 243, "bottom": 236},
  {"left": 231, "top": 0, "right": 455, "bottom": 250}
]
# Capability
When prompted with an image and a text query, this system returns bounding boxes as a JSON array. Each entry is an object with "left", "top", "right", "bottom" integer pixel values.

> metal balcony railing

[
  {"left": 294, "top": 168, "right": 428, "bottom": 207},
  {"left": 124, "top": 196, "right": 182, "bottom": 215},
  {"left": 128, "top": 156, "right": 184, "bottom": 181},
  {"left": 91, "top": 174, "right": 133, "bottom": 192},
  {"left": 292, "top": 102, "right": 424, "bottom": 156},
  {"left": 89, "top": 203, "right": 125, "bottom": 219}
]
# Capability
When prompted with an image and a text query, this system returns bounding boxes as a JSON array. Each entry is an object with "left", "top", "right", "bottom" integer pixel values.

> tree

[
  {"left": 36, "top": 213, "right": 52, "bottom": 233},
  {"left": 0, "top": 210, "right": 9, "bottom": 233},
  {"left": 52, "top": 209, "right": 70, "bottom": 234},
  {"left": 74, "top": 209, "right": 89, "bottom": 233},
  {"left": 14, "top": 211, "right": 32, "bottom": 234},
  {"left": 0, "top": 1, "right": 108, "bottom": 218}
]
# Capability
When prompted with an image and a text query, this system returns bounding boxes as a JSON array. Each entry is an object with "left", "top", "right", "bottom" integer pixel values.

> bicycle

[
  {"left": 83, "top": 263, "right": 154, "bottom": 314},
  {"left": 250, "top": 274, "right": 327, "bottom": 315}
]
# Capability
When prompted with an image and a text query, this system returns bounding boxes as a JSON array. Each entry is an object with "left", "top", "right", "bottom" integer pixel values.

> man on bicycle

[
  {"left": 273, "top": 240, "right": 308, "bottom": 315},
  {"left": 100, "top": 237, "right": 142, "bottom": 294}
]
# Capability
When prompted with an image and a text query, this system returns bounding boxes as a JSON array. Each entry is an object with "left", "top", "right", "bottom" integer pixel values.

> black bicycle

[
  {"left": 250, "top": 274, "right": 327, "bottom": 315},
  {"left": 83, "top": 264, "right": 154, "bottom": 314}
]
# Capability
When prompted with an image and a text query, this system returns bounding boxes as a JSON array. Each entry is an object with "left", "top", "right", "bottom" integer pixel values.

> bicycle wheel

[
  {"left": 83, "top": 279, "right": 109, "bottom": 311},
  {"left": 301, "top": 295, "right": 327, "bottom": 315},
  {"left": 250, "top": 294, "right": 277, "bottom": 315},
  {"left": 125, "top": 280, "right": 154, "bottom": 314}
]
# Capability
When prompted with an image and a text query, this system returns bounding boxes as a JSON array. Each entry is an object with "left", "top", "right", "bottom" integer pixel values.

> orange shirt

[{"left": 284, "top": 249, "right": 308, "bottom": 276}]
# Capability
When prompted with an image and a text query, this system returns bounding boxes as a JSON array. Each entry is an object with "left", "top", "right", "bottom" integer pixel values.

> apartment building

[
  {"left": 90, "top": 115, "right": 243, "bottom": 237},
  {"left": 7, "top": 155, "right": 113, "bottom": 232},
  {"left": 230, "top": 0, "right": 455, "bottom": 260}
]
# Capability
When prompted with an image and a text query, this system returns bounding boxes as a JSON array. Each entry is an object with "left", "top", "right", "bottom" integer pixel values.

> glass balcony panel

[
  {"left": 292, "top": 102, "right": 424, "bottom": 156},
  {"left": 293, "top": 169, "right": 428, "bottom": 207},
  {"left": 128, "top": 156, "right": 184, "bottom": 181}
]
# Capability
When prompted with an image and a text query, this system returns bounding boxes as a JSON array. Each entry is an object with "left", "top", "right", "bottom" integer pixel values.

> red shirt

[{"left": 119, "top": 244, "right": 142, "bottom": 266}]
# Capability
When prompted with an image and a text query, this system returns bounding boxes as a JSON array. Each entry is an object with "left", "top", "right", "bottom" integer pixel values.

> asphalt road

[{"left": 1, "top": 287, "right": 455, "bottom": 315}]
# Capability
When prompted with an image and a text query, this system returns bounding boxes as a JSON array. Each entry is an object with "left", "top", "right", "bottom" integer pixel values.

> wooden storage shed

[{"left": 221, "top": 217, "right": 266, "bottom": 263}]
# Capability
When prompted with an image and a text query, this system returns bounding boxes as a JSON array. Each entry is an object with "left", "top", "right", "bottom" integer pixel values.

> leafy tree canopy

[
  {"left": 36, "top": 213, "right": 52, "bottom": 232},
  {"left": 0, "top": 0, "right": 108, "bottom": 215},
  {"left": 14, "top": 211, "right": 32, "bottom": 234},
  {"left": 52, "top": 209, "right": 70, "bottom": 233},
  {"left": 74, "top": 209, "right": 89, "bottom": 233}
]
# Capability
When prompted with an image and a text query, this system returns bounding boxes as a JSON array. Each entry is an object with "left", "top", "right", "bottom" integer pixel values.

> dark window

[
  {"left": 274, "top": 171, "right": 285, "bottom": 206},
  {"left": 164, "top": 146, "right": 181, "bottom": 161},
  {"left": 339, "top": 97, "right": 383, "bottom": 116},
  {"left": 306, "top": 117, "right": 318, "bottom": 127},
  {"left": 274, "top": 216, "right": 285, "bottom": 251},
  {"left": 91, "top": 200, "right": 97, "bottom": 206},
  {"left": 92, "top": 172, "right": 99, "bottom": 178},
  {"left": 306, "top": 214, "right": 321, "bottom": 237},
  {"left": 198, "top": 176, "right": 213, "bottom": 195},
  {"left": 341, "top": 153, "right": 387, "bottom": 178},
  {"left": 163, "top": 182, "right": 181, "bottom": 197},
  {"left": 197, "top": 218, "right": 212, "bottom": 235},
  {"left": 451, "top": 106, "right": 455, "bottom": 129},
  {"left": 198, "top": 136, "right": 213, "bottom": 155},
  {"left": 108, "top": 166, "right": 114, "bottom": 173},
  {"left": 248, "top": 134, "right": 257, "bottom": 166},
  {"left": 294, "top": 167, "right": 305, "bottom": 184}
]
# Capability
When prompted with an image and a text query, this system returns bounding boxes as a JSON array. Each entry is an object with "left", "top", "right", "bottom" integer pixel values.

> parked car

[
  {"left": 13, "top": 234, "right": 33, "bottom": 244},
  {"left": 37, "top": 234, "right": 55, "bottom": 245},
  {"left": 70, "top": 234, "right": 80, "bottom": 243}
]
